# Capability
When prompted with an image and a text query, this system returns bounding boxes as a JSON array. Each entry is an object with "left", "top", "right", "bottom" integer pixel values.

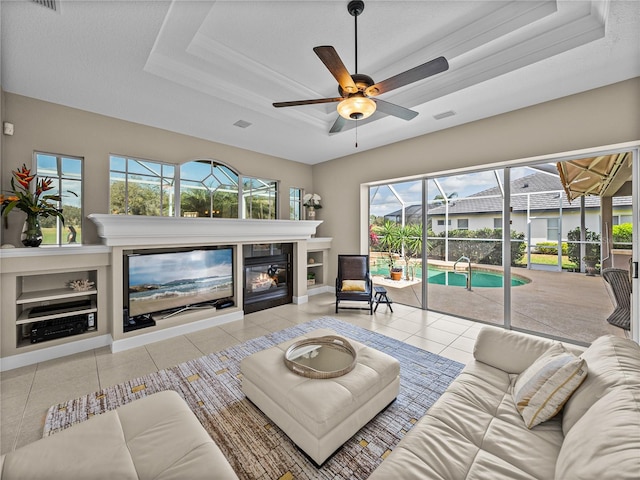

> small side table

[{"left": 374, "top": 286, "right": 393, "bottom": 313}]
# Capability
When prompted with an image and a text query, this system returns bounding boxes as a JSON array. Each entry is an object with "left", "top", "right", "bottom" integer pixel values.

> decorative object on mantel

[
  {"left": 303, "top": 193, "right": 322, "bottom": 220},
  {"left": 0, "top": 164, "right": 68, "bottom": 247},
  {"left": 68, "top": 279, "right": 95, "bottom": 292}
]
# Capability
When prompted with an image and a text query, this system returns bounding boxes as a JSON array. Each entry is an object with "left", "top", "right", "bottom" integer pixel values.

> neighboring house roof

[
  {"left": 383, "top": 172, "right": 632, "bottom": 219},
  {"left": 383, "top": 204, "right": 424, "bottom": 223}
]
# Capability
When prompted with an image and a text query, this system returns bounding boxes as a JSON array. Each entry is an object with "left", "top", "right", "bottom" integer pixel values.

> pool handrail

[{"left": 453, "top": 256, "right": 472, "bottom": 291}]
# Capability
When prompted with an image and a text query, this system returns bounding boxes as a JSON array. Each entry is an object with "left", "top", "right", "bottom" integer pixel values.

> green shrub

[
  {"left": 534, "top": 242, "right": 568, "bottom": 255},
  {"left": 427, "top": 228, "right": 525, "bottom": 266},
  {"left": 566, "top": 227, "right": 600, "bottom": 266},
  {"left": 613, "top": 223, "right": 633, "bottom": 249}
]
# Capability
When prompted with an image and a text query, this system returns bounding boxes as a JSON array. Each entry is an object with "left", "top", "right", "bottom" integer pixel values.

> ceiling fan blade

[
  {"left": 313, "top": 46, "right": 358, "bottom": 94},
  {"left": 273, "top": 97, "right": 343, "bottom": 108},
  {"left": 329, "top": 115, "right": 347, "bottom": 134},
  {"left": 366, "top": 56, "right": 449, "bottom": 96},
  {"left": 373, "top": 99, "right": 418, "bottom": 121}
]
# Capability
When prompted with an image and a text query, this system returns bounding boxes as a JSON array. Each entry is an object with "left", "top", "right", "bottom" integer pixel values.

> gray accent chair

[{"left": 602, "top": 267, "right": 632, "bottom": 330}]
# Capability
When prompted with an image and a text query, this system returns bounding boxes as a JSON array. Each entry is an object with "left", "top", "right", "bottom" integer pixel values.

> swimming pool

[{"left": 372, "top": 265, "right": 528, "bottom": 288}]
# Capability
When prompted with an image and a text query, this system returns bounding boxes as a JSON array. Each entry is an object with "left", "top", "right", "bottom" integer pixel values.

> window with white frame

[
  {"left": 35, "top": 152, "right": 83, "bottom": 245},
  {"left": 180, "top": 159, "right": 239, "bottom": 218},
  {"left": 457, "top": 218, "right": 469, "bottom": 230},
  {"left": 109, "top": 155, "right": 176, "bottom": 216},
  {"left": 290, "top": 188, "right": 303, "bottom": 220},
  {"left": 241, "top": 176, "right": 278, "bottom": 219},
  {"left": 494, "top": 217, "right": 502, "bottom": 229},
  {"left": 614, "top": 214, "right": 633, "bottom": 225},
  {"left": 547, "top": 218, "right": 559, "bottom": 241}
]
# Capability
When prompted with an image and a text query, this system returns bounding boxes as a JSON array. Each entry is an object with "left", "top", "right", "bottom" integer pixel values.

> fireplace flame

[{"left": 250, "top": 272, "right": 276, "bottom": 292}]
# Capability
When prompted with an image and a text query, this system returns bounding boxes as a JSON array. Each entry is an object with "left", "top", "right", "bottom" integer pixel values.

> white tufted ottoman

[{"left": 240, "top": 328, "right": 400, "bottom": 465}]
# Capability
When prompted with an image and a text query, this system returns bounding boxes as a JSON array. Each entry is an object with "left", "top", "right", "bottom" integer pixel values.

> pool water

[
  {"left": 372, "top": 265, "right": 528, "bottom": 288},
  {"left": 428, "top": 270, "right": 527, "bottom": 287}
]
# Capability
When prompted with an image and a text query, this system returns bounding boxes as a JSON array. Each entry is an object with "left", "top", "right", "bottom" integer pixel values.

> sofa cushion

[
  {"left": 369, "top": 360, "right": 564, "bottom": 480},
  {"left": 473, "top": 326, "right": 570, "bottom": 374},
  {"left": 562, "top": 335, "right": 640, "bottom": 434},
  {"left": 513, "top": 343, "right": 587, "bottom": 428},
  {"left": 555, "top": 386, "right": 640, "bottom": 480}
]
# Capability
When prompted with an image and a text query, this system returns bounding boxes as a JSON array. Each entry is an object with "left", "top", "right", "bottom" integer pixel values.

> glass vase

[{"left": 21, "top": 215, "right": 43, "bottom": 247}]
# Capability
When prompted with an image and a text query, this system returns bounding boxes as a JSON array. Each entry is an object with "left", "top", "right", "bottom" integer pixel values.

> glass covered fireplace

[{"left": 243, "top": 243, "right": 293, "bottom": 314}]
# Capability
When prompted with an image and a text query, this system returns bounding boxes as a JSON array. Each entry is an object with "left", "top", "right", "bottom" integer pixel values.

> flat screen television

[{"left": 124, "top": 246, "right": 234, "bottom": 319}]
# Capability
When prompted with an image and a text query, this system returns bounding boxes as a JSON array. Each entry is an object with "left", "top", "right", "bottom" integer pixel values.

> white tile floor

[{"left": 0, "top": 293, "right": 481, "bottom": 455}]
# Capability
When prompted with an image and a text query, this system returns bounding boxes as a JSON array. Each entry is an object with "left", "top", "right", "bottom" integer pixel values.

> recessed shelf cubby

[{"left": 15, "top": 270, "right": 100, "bottom": 348}]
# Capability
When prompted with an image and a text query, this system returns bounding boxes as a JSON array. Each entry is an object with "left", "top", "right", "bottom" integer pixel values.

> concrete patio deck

[{"left": 373, "top": 267, "right": 627, "bottom": 344}]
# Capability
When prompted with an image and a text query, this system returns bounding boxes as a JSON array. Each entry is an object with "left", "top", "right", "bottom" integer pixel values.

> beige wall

[
  {"left": 313, "top": 78, "right": 640, "bottom": 280},
  {"left": 2, "top": 79, "right": 639, "bottom": 281},
  {"left": 1, "top": 93, "right": 314, "bottom": 245}
]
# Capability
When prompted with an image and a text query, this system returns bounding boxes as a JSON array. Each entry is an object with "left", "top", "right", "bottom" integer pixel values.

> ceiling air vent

[
  {"left": 32, "top": 0, "right": 58, "bottom": 11},
  {"left": 433, "top": 110, "right": 456, "bottom": 120},
  {"left": 233, "top": 120, "right": 252, "bottom": 129}
]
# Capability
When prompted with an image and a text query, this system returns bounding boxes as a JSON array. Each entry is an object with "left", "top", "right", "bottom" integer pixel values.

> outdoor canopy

[{"left": 556, "top": 152, "right": 631, "bottom": 201}]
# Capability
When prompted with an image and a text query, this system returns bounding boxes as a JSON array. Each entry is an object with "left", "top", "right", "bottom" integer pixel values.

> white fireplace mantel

[{"left": 89, "top": 214, "right": 323, "bottom": 246}]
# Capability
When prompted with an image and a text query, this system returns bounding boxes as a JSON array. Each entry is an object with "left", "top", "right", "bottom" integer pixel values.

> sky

[{"left": 369, "top": 165, "right": 555, "bottom": 218}]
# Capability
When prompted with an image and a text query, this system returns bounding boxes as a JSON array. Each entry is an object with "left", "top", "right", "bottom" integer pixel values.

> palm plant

[
  {"left": 402, "top": 223, "right": 424, "bottom": 280},
  {"left": 377, "top": 221, "right": 402, "bottom": 274}
]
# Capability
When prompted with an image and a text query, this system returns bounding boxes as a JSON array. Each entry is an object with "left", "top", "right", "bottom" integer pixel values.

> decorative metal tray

[{"left": 284, "top": 335, "right": 357, "bottom": 379}]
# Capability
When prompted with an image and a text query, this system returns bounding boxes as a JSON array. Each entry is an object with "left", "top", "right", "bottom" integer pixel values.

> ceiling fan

[{"left": 273, "top": 0, "right": 449, "bottom": 134}]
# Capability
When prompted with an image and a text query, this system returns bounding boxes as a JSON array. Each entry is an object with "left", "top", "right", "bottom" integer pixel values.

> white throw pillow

[{"left": 512, "top": 343, "right": 588, "bottom": 428}]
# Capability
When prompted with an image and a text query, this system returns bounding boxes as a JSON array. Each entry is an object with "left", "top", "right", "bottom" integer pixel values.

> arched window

[{"left": 179, "top": 160, "right": 240, "bottom": 218}]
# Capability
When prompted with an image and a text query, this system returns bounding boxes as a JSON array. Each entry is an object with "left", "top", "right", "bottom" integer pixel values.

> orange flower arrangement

[{"left": 1, "top": 164, "right": 65, "bottom": 225}]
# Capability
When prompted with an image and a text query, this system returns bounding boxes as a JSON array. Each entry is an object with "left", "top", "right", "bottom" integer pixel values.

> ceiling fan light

[{"left": 337, "top": 95, "right": 376, "bottom": 120}]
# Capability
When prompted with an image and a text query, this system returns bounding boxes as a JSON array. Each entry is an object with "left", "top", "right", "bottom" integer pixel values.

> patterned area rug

[{"left": 44, "top": 317, "right": 464, "bottom": 480}]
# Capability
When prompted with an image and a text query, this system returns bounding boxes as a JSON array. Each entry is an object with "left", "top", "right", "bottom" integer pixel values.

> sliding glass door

[
  {"left": 368, "top": 148, "right": 637, "bottom": 344},
  {"left": 369, "top": 180, "right": 424, "bottom": 309},
  {"left": 425, "top": 171, "right": 505, "bottom": 326}
]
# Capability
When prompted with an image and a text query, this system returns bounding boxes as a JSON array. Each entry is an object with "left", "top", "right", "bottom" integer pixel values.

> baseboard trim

[
  {"left": 1, "top": 334, "right": 112, "bottom": 372},
  {"left": 111, "top": 310, "right": 244, "bottom": 353}
]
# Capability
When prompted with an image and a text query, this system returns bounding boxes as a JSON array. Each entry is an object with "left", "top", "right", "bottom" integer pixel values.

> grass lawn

[
  {"left": 516, "top": 253, "right": 577, "bottom": 270},
  {"left": 41, "top": 227, "right": 82, "bottom": 245}
]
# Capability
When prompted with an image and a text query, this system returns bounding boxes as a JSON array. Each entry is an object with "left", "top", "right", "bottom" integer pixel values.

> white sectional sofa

[
  {"left": 369, "top": 327, "right": 640, "bottom": 480},
  {"left": 0, "top": 390, "right": 239, "bottom": 480}
]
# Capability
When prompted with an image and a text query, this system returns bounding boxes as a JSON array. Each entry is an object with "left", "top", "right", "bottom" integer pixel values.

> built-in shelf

[
  {"left": 306, "top": 246, "right": 330, "bottom": 291},
  {"left": 17, "top": 300, "right": 97, "bottom": 324},
  {"left": 1, "top": 223, "right": 331, "bottom": 370},
  {"left": 17, "top": 288, "right": 98, "bottom": 304}
]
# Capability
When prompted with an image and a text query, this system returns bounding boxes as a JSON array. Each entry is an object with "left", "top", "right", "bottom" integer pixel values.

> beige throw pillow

[
  {"left": 512, "top": 343, "right": 587, "bottom": 428},
  {"left": 341, "top": 280, "right": 366, "bottom": 292}
]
